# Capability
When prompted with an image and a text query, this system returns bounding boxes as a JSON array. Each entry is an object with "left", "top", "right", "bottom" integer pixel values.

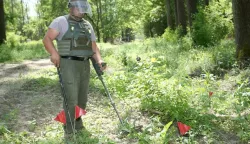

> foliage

[
  {"left": 37, "top": 0, "right": 68, "bottom": 24},
  {"left": 162, "top": 27, "right": 179, "bottom": 43},
  {"left": 35, "top": 0, "right": 149, "bottom": 42},
  {"left": 99, "top": 38, "right": 248, "bottom": 143},
  {"left": 5, "top": 32, "right": 25, "bottom": 47},
  {"left": 192, "top": 0, "right": 233, "bottom": 47},
  {"left": 22, "top": 18, "right": 48, "bottom": 40},
  {"left": 3, "top": 0, "right": 235, "bottom": 46},
  {"left": 211, "top": 39, "right": 236, "bottom": 70},
  {"left": 0, "top": 44, "right": 12, "bottom": 62},
  {"left": 143, "top": 1, "right": 168, "bottom": 37},
  {"left": 3, "top": 0, "right": 168, "bottom": 41},
  {"left": 0, "top": 38, "right": 47, "bottom": 62},
  {"left": 35, "top": 0, "right": 68, "bottom": 40},
  {"left": 4, "top": 0, "right": 26, "bottom": 33}
]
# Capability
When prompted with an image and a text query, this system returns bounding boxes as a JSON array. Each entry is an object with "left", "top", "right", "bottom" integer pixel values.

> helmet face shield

[{"left": 69, "top": 1, "right": 92, "bottom": 16}]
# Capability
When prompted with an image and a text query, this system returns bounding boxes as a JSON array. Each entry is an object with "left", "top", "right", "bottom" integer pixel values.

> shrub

[
  {"left": 212, "top": 39, "right": 236, "bottom": 70},
  {"left": 6, "top": 32, "right": 25, "bottom": 48},
  {"left": 162, "top": 28, "right": 178, "bottom": 43},
  {"left": 0, "top": 44, "right": 12, "bottom": 62},
  {"left": 192, "top": 0, "right": 233, "bottom": 47}
]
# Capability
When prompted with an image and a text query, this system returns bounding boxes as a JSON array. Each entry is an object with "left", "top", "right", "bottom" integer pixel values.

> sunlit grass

[{"left": 0, "top": 40, "right": 48, "bottom": 63}]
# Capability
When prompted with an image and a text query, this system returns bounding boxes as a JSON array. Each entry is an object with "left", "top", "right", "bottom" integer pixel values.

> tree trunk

[
  {"left": 21, "top": 0, "right": 25, "bottom": 36},
  {"left": 187, "top": 0, "right": 198, "bottom": 27},
  {"left": 204, "top": 0, "right": 209, "bottom": 6},
  {"left": 165, "top": 0, "right": 174, "bottom": 29},
  {"left": 0, "top": 0, "right": 6, "bottom": 44},
  {"left": 96, "top": 0, "right": 102, "bottom": 42},
  {"left": 174, "top": 0, "right": 178, "bottom": 27},
  {"left": 232, "top": 0, "right": 250, "bottom": 67},
  {"left": 11, "top": 0, "right": 14, "bottom": 15},
  {"left": 176, "top": 0, "right": 187, "bottom": 35},
  {"left": 25, "top": 3, "right": 29, "bottom": 23}
]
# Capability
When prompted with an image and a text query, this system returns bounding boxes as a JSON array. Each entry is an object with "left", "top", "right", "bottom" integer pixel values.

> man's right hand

[{"left": 50, "top": 52, "right": 60, "bottom": 67}]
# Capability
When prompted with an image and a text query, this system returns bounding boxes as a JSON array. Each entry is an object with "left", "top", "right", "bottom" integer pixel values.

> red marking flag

[
  {"left": 177, "top": 122, "right": 191, "bottom": 135},
  {"left": 54, "top": 106, "right": 87, "bottom": 124}
]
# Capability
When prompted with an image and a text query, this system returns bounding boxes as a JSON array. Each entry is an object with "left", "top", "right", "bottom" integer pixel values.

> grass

[
  {"left": 0, "top": 40, "right": 48, "bottom": 63},
  {"left": 0, "top": 36, "right": 249, "bottom": 143},
  {"left": 99, "top": 37, "right": 249, "bottom": 143}
]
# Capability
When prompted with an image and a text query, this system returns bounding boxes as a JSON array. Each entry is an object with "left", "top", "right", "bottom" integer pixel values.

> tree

[
  {"left": 176, "top": 0, "right": 187, "bottom": 35},
  {"left": 21, "top": 0, "right": 25, "bottom": 35},
  {"left": 143, "top": 0, "right": 168, "bottom": 38},
  {"left": 204, "top": 0, "right": 209, "bottom": 6},
  {"left": 0, "top": 0, "right": 6, "bottom": 44},
  {"left": 89, "top": 0, "right": 102, "bottom": 42},
  {"left": 187, "top": 0, "right": 198, "bottom": 27},
  {"left": 174, "top": 0, "right": 178, "bottom": 26},
  {"left": 165, "top": 0, "right": 175, "bottom": 29},
  {"left": 4, "top": 0, "right": 22, "bottom": 31},
  {"left": 232, "top": 0, "right": 250, "bottom": 66}
]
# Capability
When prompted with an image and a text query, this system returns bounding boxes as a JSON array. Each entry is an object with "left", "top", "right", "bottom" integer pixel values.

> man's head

[{"left": 68, "top": 0, "right": 92, "bottom": 20}]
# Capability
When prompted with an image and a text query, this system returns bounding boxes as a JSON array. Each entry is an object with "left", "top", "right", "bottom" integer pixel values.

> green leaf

[{"left": 160, "top": 121, "right": 173, "bottom": 138}]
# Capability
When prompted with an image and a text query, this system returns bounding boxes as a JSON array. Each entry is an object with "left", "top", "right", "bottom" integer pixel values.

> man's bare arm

[
  {"left": 92, "top": 42, "right": 106, "bottom": 70},
  {"left": 43, "top": 28, "right": 60, "bottom": 67}
]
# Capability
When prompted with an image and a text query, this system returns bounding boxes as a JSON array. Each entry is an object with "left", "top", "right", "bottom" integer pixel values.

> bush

[
  {"left": 0, "top": 44, "right": 12, "bottom": 62},
  {"left": 143, "top": 6, "right": 168, "bottom": 37},
  {"left": 6, "top": 32, "right": 25, "bottom": 48},
  {"left": 162, "top": 28, "right": 178, "bottom": 43},
  {"left": 212, "top": 39, "right": 236, "bottom": 69},
  {"left": 192, "top": 0, "right": 233, "bottom": 47}
]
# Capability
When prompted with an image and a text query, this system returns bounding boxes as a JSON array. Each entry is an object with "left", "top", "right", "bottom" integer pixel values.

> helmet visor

[{"left": 69, "top": 1, "right": 92, "bottom": 15}]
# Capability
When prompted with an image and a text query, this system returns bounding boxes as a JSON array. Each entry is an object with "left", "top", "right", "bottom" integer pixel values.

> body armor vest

[{"left": 57, "top": 15, "right": 94, "bottom": 57}]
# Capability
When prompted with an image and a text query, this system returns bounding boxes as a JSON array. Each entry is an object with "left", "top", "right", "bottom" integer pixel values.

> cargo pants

[{"left": 60, "top": 58, "right": 90, "bottom": 134}]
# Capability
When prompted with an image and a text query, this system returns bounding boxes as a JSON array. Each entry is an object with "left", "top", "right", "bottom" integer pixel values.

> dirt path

[
  {"left": 0, "top": 59, "right": 150, "bottom": 143},
  {"left": 0, "top": 59, "right": 56, "bottom": 131}
]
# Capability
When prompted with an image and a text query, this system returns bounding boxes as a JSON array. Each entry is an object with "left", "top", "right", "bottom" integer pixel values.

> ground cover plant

[{"left": 0, "top": 34, "right": 249, "bottom": 143}]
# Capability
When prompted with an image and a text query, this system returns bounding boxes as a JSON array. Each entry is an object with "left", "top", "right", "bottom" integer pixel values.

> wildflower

[{"left": 151, "top": 58, "right": 156, "bottom": 62}]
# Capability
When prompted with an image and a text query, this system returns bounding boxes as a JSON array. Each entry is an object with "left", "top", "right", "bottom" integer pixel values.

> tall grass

[
  {"left": 99, "top": 36, "right": 249, "bottom": 142},
  {"left": 0, "top": 33, "right": 48, "bottom": 63}
]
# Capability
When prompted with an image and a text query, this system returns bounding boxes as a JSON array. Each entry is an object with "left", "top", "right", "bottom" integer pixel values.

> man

[{"left": 43, "top": 0, "right": 106, "bottom": 137}]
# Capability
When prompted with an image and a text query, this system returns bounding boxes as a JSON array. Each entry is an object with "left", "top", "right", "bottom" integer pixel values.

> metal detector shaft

[
  {"left": 57, "top": 67, "right": 75, "bottom": 133},
  {"left": 91, "top": 58, "right": 123, "bottom": 124},
  {"left": 98, "top": 75, "right": 123, "bottom": 124}
]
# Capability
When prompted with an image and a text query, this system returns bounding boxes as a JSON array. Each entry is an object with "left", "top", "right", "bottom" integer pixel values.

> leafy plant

[{"left": 192, "top": 0, "right": 233, "bottom": 47}]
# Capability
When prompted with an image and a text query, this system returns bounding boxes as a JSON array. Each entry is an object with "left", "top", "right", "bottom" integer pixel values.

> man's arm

[
  {"left": 43, "top": 28, "right": 60, "bottom": 67},
  {"left": 91, "top": 41, "right": 106, "bottom": 70}
]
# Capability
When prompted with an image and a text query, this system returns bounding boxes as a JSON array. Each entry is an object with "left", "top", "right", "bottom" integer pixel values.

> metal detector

[
  {"left": 57, "top": 67, "right": 75, "bottom": 133},
  {"left": 91, "top": 58, "right": 123, "bottom": 124}
]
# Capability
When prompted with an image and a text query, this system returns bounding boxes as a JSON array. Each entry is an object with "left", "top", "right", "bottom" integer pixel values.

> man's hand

[
  {"left": 43, "top": 28, "right": 60, "bottom": 67},
  {"left": 91, "top": 58, "right": 107, "bottom": 76},
  {"left": 98, "top": 60, "right": 107, "bottom": 71},
  {"left": 50, "top": 52, "right": 60, "bottom": 67}
]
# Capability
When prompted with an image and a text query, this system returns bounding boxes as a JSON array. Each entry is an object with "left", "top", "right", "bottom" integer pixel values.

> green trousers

[{"left": 60, "top": 58, "right": 90, "bottom": 133}]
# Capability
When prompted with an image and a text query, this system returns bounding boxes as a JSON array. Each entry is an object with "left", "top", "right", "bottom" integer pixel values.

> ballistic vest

[{"left": 57, "top": 15, "right": 94, "bottom": 57}]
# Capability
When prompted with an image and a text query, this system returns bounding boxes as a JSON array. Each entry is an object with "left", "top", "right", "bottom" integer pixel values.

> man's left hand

[{"left": 98, "top": 60, "right": 107, "bottom": 71}]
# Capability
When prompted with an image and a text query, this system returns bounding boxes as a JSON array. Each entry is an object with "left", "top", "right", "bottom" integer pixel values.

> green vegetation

[
  {"left": 0, "top": 30, "right": 249, "bottom": 143},
  {"left": 0, "top": 33, "right": 47, "bottom": 62},
  {"left": 100, "top": 36, "right": 249, "bottom": 143}
]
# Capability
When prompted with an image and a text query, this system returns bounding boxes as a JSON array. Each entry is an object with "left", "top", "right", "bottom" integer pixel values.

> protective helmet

[{"left": 68, "top": 0, "right": 92, "bottom": 16}]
